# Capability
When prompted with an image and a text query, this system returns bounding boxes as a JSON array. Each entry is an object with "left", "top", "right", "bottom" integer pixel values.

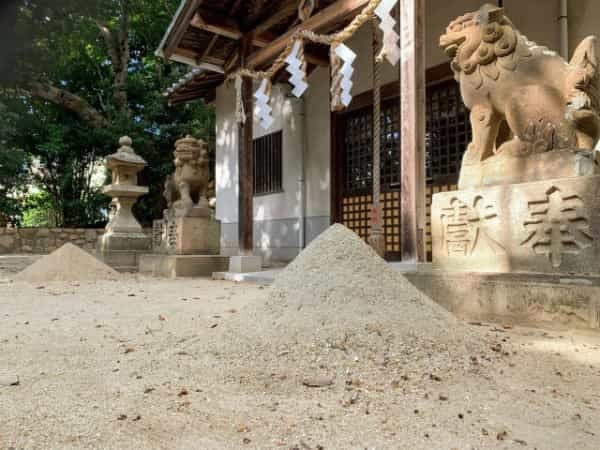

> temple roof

[{"left": 157, "top": 0, "right": 369, "bottom": 104}]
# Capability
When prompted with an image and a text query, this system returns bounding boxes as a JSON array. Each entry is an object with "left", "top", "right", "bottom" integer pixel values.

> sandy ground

[{"left": 1, "top": 258, "right": 600, "bottom": 450}]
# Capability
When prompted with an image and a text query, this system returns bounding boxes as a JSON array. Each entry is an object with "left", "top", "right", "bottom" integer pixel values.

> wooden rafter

[
  {"left": 172, "top": 47, "right": 225, "bottom": 73},
  {"left": 225, "top": 49, "right": 240, "bottom": 73},
  {"left": 200, "top": 0, "right": 243, "bottom": 68},
  {"left": 163, "top": 0, "right": 204, "bottom": 59},
  {"left": 201, "top": 35, "right": 220, "bottom": 61},
  {"left": 246, "top": 0, "right": 300, "bottom": 39},
  {"left": 247, "top": 0, "right": 369, "bottom": 69},
  {"left": 190, "top": 9, "right": 242, "bottom": 40},
  {"left": 190, "top": 9, "right": 274, "bottom": 48}
]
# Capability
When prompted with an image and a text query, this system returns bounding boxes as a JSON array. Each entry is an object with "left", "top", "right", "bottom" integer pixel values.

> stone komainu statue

[
  {"left": 440, "top": 4, "right": 600, "bottom": 165},
  {"left": 163, "top": 135, "right": 210, "bottom": 219}
]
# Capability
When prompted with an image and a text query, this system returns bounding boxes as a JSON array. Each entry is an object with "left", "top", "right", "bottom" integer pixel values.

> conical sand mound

[
  {"left": 205, "top": 224, "right": 490, "bottom": 386},
  {"left": 13, "top": 243, "right": 118, "bottom": 283}
]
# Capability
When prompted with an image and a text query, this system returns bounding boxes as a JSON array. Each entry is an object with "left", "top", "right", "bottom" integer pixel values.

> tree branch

[
  {"left": 115, "top": 0, "right": 131, "bottom": 112},
  {"left": 25, "top": 81, "right": 108, "bottom": 128},
  {"left": 95, "top": 0, "right": 131, "bottom": 113},
  {"left": 96, "top": 21, "right": 121, "bottom": 69}
]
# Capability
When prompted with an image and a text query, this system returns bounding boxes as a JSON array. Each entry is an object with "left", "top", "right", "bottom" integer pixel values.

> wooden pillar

[
  {"left": 238, "top": 42, "right": 254, "bottom": 255},
  {"left": 400, "top": 0, "right": 426, "bottom": 262}
]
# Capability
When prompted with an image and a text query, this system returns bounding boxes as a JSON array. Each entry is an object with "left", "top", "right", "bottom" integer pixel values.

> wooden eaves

[{"left": 157, "top": 0, "right": 370, "bottom": 104}]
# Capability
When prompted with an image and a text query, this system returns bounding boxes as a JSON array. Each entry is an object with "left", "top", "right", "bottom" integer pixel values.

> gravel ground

[
  {"left": 0, "top": 239, "right": 600, "bottom": 450},
  {"left": 0, "top": 255, "right": 41, "bottom": 276},
  {"left": 1, "top": 251, "right": 600, "bottom": 449}
]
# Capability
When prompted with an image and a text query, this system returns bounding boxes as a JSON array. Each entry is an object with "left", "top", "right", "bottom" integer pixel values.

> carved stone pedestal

[
  {"left": 139, "top": 213, "right": 223, "bottom": 278},
  {"left": 169, "top": 216, "right": 220, "bottom": 255},
  {"left": 459, "top": 149, "right": 599, "bottom": 189},
  {"left": 432, "top": 175, "right": 600, "bottom": 275}
]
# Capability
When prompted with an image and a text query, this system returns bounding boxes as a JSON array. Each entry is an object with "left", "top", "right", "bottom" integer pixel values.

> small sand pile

[
  {"left": 208, "top": 224, "right": 493, "bottom": 387},
  {"left": 13, "top": 243, "right": 118, "bottom": 283}
]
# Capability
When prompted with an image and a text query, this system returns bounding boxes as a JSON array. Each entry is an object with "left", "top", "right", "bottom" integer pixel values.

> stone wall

[
  {"left": 0, "top": 228, "right": 105, "bottom": 254},
  {"left": 0, "top": 228, "right": 154, "bottom": 254}
]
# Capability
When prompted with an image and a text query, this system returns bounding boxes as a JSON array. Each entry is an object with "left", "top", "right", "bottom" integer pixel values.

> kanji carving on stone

[
  {"left": 521, "top": 187, "right": 594, "bottom": 268},
  {"left": 440, "top": 196, "right": 505, "bottom": 257}
]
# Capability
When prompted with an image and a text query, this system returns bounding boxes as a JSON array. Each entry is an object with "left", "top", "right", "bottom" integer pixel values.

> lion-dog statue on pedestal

[
  {"left": 163, "top": 135, "right": 210, "bottom": 219},
  {"left": 440, "top": 4, "right": 600, "bottom": 186}
]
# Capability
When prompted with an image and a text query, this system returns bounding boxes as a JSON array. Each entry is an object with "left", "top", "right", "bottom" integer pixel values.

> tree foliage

[
  {"left": 0, "top": 0, "right": 215, "bottom": 226},
  {"left": 0, "top": 101, "right": 30, "bottom": 224}
]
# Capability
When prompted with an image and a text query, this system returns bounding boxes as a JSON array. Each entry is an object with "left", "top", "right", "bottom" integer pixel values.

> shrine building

[{"left": 157, "top": 0, "right": 600, "bottom": 265}]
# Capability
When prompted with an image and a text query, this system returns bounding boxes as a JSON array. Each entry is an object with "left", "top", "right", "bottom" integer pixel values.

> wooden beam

[
  {"left": 190, "top": 9, "right": 275, "bottom": 47},
  {"left": 190, "top": 10, "right": 242, "bottom": 40},
  {"left": 248, "top": 0, "right": 369, "bottom": 69},
  {"left": 172, "top": 47, "right": 225, "bottom": 73},
  {"left": 200, "top": 0, "right": 246, "bottom": 64},
  {"left": 225, "top": 49, "right": 240, "bottom": 73},
  {"left": 163, "top": 0, "right": 203, "bottom": 59},
  {"left": 305, "top": 52, "right": 329, "bottom": 67},
  {"left": 399, "top": 0, "right": 426, "bottom": 263},
  {"left": 203, "top": 55, "right": 227, "bottom": 66},
  {"left": 247, "top": 0, "right": 299, "bottom": 39},
  {"left": 201, "top": 35, "right": 220, "bottom": 61},
  {"left": 238, "top": 39, "right": 254, "bottom": 255}
]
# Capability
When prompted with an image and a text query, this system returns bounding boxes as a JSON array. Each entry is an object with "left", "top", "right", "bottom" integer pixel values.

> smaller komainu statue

[
  {"left": 440, "top": 4, "right": 600, "bottom": 175},
  {"left": 163, "top": 135, "right": 210, "bottom": 219}
]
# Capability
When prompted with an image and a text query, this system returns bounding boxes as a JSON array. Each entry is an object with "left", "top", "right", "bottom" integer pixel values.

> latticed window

[
  {"left": 426, "top": 80, "right": 471, "bottom": 182},
  {"left": 343, "top": 79, "right": 470, "bottom": 190},
  {"left": 253, "top": 131, "right": 283, "bottom": 196},
  {"left": 339, "top": 77, "right": 471, "bottom": 261},
  {"left": 343, "top": 99, "right": 400, "bottom": 195}
]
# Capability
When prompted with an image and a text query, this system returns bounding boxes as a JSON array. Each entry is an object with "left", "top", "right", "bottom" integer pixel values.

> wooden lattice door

[
  {"left": 335, "top": 77, "right": 471, "bottom": 261},
  {"left": 340, "top": 99, "right": 402, "bottom": 261}
]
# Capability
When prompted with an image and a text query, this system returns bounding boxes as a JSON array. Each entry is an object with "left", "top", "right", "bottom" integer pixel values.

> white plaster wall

[
  {"left": 216, "top": 70, "right": 331, "bottom": 226},
  {"left": 216, "top": 82, "right": 304, "bottom": 223},
  {"left": 252, "top": 83, "right": 302, "bottom": 222}
]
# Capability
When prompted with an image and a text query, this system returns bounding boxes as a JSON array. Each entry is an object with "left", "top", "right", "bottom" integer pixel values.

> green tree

[
  {"left": 0, "top": 102, "right": 30, "bottom": 225},
  {"left": 0, "top": 0, "right": 215, "bottom": 226}
]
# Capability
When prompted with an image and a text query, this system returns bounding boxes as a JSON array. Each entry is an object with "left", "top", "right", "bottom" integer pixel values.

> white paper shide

[{"left": 254, "top": 78, "right": 275, "bottom": 130}]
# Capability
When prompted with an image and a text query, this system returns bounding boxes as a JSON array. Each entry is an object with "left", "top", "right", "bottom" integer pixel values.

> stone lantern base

[{"left": 98, "top": 231, "right": 151, "bottom": 272}]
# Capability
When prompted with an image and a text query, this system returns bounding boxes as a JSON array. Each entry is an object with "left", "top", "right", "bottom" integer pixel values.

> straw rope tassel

[
  {"left": 235, "top": 75, "right": 246, "bottom": 124},
  {"left": 330, "top": 42, "right": 344, "bottom": 111},
  {"left": 227, "top": 0, "right": 383, "bottom": 82}
]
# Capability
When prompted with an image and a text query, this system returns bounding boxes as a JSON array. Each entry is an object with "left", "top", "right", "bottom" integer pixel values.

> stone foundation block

[
  {"left": 97, "top": 233, "right": 151, "bottom": 271},
  {"left": 405, "top": 271, "right": 600, "bottom": 330},
  {"left": 139, "top": 254, "right": 229, "bottom": 278},
  {"left": 228, "top": 255, "right": 263, "bottom": 273},
  {"left": 432, "top": 175, "right": 600, "bottom": 275}
]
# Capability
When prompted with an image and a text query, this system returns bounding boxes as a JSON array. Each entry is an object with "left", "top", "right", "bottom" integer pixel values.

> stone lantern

[{"left": 97, "top": 136, "right": 151, "bottom": 270}]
